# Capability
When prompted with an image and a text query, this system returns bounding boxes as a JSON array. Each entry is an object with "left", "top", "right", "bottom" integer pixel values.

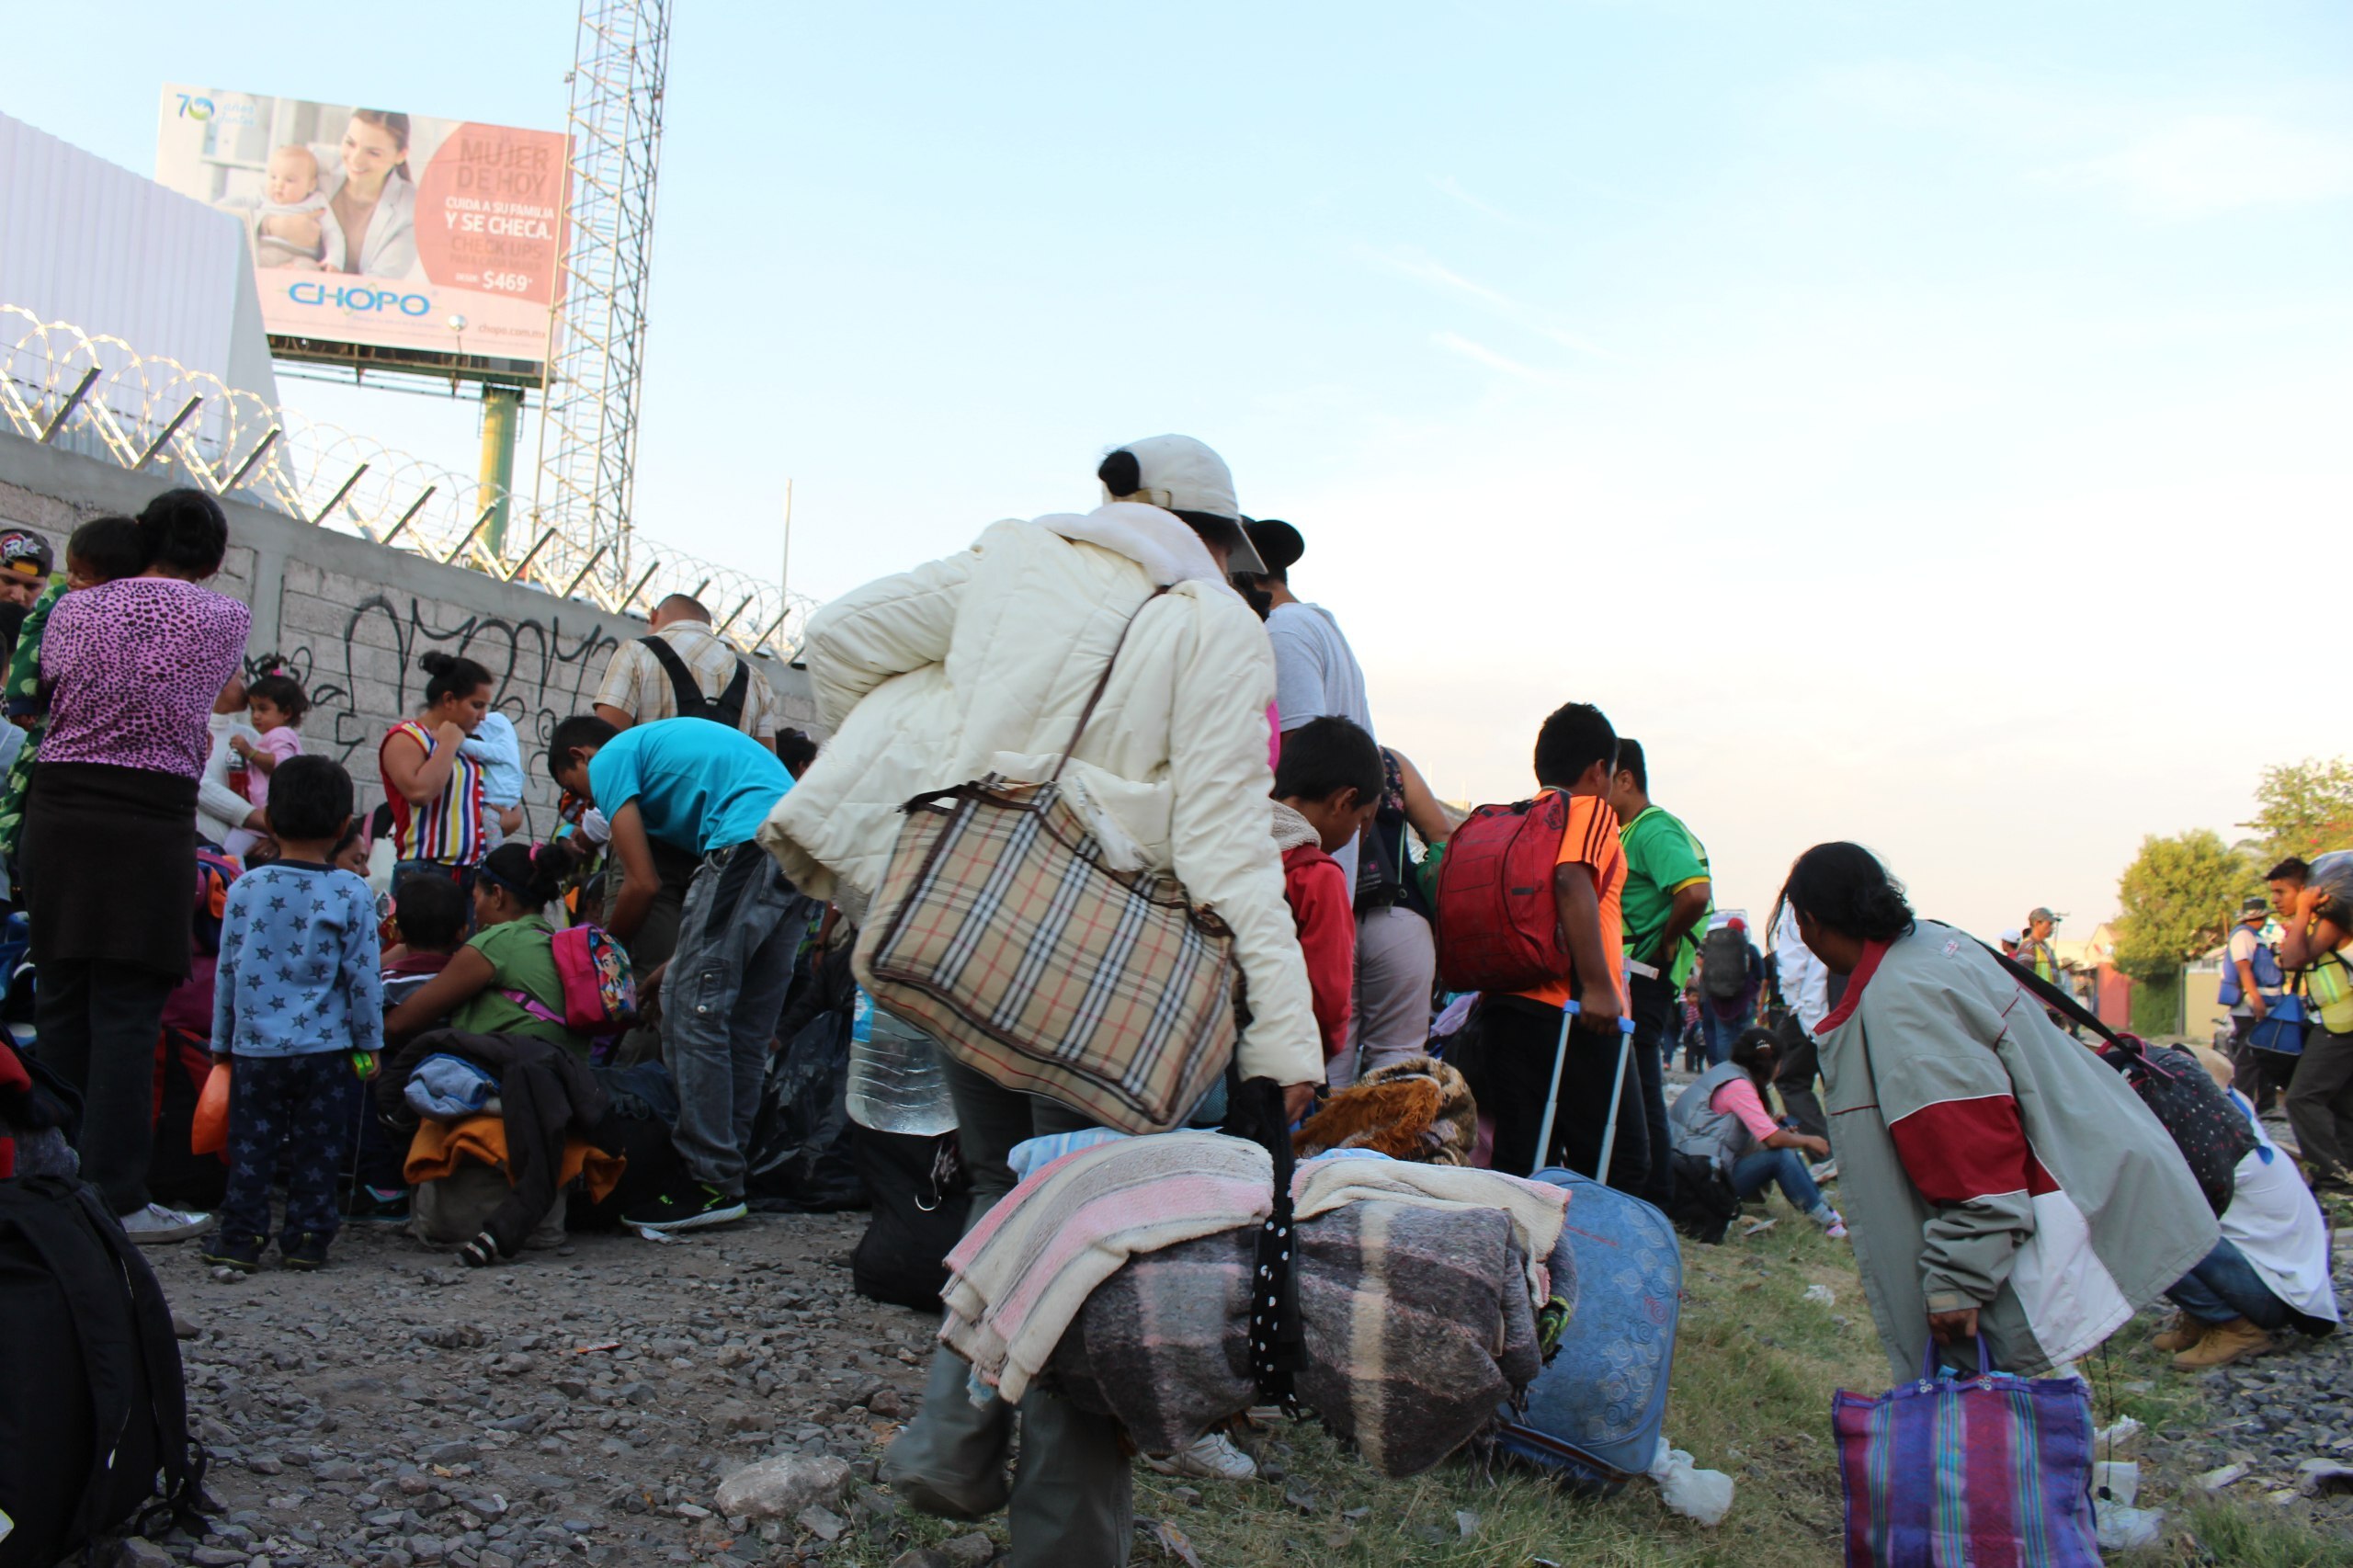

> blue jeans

[
  {"left": 1731, "top": 1146, "right": 1824, "bottom": 1215},
  {"left": 665, "top": 845, "right": 813, "bottom": 1194},
  {"left": 1701, "top": 1008, "right": 1747, "bottom": 1066},
  {"left": 2165, "top": 1237, "right": 2291, "bottom": 1329}
]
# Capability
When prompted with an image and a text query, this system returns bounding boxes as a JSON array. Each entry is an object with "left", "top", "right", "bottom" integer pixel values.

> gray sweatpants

[
  {"left": 1330, "top": 905, "right": 1437, "bottom": 1089},
  {"left": 662, "top": 844, "right": 811, "bottom": 1195},
  {"left": 882, "top": 1058, "right": 1133, "bottom": 1566}
]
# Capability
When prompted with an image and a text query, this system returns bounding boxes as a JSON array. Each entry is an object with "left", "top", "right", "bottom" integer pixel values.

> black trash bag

[
  {"left": 745, "top": 1006, "right": 865, "bottom": 1213},
  {"left": 851, "top": 1130, "right": 970, "bottom": 1312}
]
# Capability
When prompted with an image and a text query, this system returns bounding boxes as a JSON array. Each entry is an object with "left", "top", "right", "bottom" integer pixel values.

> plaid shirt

[{"left": 593, "top": 621, "right": 781, "bottom": 739}]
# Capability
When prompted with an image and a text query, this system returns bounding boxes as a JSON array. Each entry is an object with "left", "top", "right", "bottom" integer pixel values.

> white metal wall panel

[{"left": 0, "top": 109, "right": 279, "bottom": 418}]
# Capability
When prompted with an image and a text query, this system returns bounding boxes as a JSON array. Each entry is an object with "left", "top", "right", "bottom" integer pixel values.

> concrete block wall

[{"left": 0, "top": 433, "right": 815, "bottom": 841}]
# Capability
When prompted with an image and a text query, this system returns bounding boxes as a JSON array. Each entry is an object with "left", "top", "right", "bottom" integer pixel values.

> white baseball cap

[{"left": 1102, "top": 435, "right": 1267, "bottom": 575}]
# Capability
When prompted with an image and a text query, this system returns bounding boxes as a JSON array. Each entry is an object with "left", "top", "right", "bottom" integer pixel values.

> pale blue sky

[{"left": 13, "top": 2, "right": 2353, "bottom": 945}]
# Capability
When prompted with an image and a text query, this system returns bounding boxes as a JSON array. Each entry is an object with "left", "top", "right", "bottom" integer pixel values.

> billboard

[{"left": 155, "top": 86, "right": 568, "bottom": 380}]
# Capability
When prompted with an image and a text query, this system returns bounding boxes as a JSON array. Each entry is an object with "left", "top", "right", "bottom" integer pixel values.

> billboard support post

[{"left": 479, "top": 385, "right": 522, "bottom": 557}]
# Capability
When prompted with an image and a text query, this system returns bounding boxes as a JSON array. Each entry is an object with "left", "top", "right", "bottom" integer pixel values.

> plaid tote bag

[
  {"left": 852, "top": 589, "right": 1242, "bottom": 1134},
  {"left": 1833, "top": 1339, "right": 2100, "bottom": 1567}
]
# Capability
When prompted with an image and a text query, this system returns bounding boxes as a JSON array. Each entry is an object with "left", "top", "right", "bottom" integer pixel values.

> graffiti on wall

[{"left": 249, "top": 596, "right": 621, "bottom": 802}]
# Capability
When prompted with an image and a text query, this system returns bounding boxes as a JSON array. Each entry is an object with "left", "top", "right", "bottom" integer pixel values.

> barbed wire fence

[{"left": 0, "top": 304, "right": 817, "bottom": 660}]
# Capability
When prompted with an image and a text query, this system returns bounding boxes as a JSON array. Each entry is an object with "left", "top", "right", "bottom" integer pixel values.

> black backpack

[
  {"left": 639, "top": 635, "right": 750, "bottom": 729},
  {"left": 0, "top": 1177, "right": 207, "bottom": 1566},
  {"left": 1699, "top": 926, "right": 1749, "bottom": 1000},
  {"left": 1664, "top": 1152, "right": 1740, "bottom": 1245},
  {"left": 1989, "top": 944, "right": 2255, "bottom": 1218}
]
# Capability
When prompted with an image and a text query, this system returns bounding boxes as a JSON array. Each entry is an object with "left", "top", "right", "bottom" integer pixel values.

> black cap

[
  {"left": 0, "top": 529, "right": 51, "bottom": 581},
  {"left": 1241, "top": 517, "right": 1304, "bottom": 576}
]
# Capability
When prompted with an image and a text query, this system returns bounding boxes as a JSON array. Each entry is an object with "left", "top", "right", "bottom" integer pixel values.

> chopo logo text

[{"left": 289, "top": 282, "right": 433, "bottom": 317}]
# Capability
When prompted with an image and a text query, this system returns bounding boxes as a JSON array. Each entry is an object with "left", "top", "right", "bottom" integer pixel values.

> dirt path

[{"left": 140, "top": 1212, "right": 938, "bottom": 1567}]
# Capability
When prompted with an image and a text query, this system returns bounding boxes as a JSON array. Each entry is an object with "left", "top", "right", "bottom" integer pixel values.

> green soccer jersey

[{"left": 1619, "top": 805, "right": 1711, "bottom": 990}]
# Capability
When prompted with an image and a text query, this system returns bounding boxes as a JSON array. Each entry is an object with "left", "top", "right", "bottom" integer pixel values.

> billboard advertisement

[{"left": 155, "top": 85, "right": 568, "bottom": 378}]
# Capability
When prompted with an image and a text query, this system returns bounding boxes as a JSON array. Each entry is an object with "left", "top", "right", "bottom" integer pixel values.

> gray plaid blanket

[{"left": 1047, "top": 1198, "right": 1548, "bottom": 1478}]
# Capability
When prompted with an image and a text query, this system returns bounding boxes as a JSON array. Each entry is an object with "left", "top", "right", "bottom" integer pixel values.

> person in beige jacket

[{"left": 758, "top": 435, "right": 1319, "bottom": 1567}]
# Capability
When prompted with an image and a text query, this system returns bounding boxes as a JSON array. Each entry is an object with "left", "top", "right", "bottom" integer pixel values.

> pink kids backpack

[{"left": 504, "top": 925, "right": 637, "bottom": 1033}]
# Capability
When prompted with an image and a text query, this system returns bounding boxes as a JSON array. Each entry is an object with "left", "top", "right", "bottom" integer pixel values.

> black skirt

[{"left": 21, "top": 761, "right": 199, "bottom": 980}]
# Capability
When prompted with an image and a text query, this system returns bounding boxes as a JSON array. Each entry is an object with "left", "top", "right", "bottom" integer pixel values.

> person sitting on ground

[
  {"left": 1784, "top": 841, "right": 2215, "bottom": 1379},
  {"left": 1667, "top": 1026, "right": 1845, "bottom": 1238},
  {"left": 1452, "top": 701, "right": 1642, "bottom": 1187},
  {"left": 199, "top": 756, "right": 383, "bottom": 1271},
  {"left": 775, "top": 727, "right": 819, "bottom": 780},
  {"left": 383, "top": 842, "right": 586, "bottom": 1057},
  {"left": 2268, "top": 857, "right": 2353, "bottom": 1196},
  {"left": 349, "top": 870, "right": 472, "bottom": 1225},
  {"left": 2151, "top": 1046, "right": 2342, "bottom": 1369},
  {"left": 1271, "top": 716, "right": 1382, "bottom": 1071}
]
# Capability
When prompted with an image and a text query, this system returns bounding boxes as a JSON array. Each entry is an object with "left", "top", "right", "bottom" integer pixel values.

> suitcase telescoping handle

[{"left": 1532, "top": 1002, "right": 1641, "bottom": 1182}]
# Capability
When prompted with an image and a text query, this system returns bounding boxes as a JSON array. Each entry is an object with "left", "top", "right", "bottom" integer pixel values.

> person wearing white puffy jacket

[{"left": 758, "top": 434, "right": 1320, "bottom": 1566}]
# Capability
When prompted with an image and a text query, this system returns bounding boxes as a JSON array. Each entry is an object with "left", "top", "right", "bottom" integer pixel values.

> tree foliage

[
  {"left": 2244, "top": 756, "right": 2353, "bottom": 869},
  {"left": 2114, "top": 829, "right": 2254, "bottom": 980}
]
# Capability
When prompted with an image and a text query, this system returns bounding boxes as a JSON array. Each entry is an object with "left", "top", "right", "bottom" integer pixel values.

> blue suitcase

[{"left": 1494, "top": 1166, "right": 1682, "bottom": 1494}]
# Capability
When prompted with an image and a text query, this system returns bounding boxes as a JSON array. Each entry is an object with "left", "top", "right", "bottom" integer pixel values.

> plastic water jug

[{"left": 845, "top": 989, "right": 959, "bottom": 1136}]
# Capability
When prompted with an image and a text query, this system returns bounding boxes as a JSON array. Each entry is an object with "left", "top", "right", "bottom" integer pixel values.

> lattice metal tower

[{"left": 530, "top": 0, "right": 672, "bottom": 591}]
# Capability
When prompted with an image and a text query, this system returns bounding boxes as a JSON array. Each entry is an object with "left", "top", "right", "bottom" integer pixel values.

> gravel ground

[{"left": 121, "top": 1213, "right": 947, "bottom": 1568}]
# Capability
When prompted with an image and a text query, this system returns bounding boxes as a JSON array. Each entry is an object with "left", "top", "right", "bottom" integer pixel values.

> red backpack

[{"left": 1434, "top": 793, "right": 1574, "bottom": 994}]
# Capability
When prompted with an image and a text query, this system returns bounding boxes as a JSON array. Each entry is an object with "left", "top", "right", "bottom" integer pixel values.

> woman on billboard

[{"left": 286, "top": 109, "right": 419, "bottom": 279}]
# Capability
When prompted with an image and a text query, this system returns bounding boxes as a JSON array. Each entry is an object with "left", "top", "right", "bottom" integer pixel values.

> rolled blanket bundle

[{"left": 1049, "top": 1198, "right": 1549, "bottom": 1477}]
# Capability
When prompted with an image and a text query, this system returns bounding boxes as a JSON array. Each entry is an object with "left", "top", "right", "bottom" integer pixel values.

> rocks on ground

[{"left": 127, "top": 1212, "right": 947, "bottom": 1566}]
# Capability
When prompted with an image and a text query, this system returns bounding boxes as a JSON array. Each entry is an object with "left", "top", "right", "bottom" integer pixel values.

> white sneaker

[
  {"left": 1147, "top": 1432, "right": 1257, "bottom": 1482},
  {"left": 119, "top": 1203, "right": 210, "bottom": 1244}
]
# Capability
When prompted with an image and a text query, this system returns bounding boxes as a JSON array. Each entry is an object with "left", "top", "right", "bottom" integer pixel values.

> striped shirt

[
  {"left": 1516, "top": 790, "right": 1628, "bottom": 1012},
  {"left": 380, "top": 720, "right": 485, "bottom": 867}
]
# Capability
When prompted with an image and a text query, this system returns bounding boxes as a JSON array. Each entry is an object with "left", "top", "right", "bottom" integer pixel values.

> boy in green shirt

[{"left": 1607, "top": 739, "right": 1713, "bottom": 1210}]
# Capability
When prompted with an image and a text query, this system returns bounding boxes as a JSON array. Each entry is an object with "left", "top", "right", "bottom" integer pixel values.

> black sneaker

[
  {"left": 622, "top": 1178, "right": 748, "bottom": 1233},
  {"left": 347, "top": 1185, "right": 412, "bottom": 1224},
  {"left": 199, "top": 1232, "right": 266, "bottom": 1271},
  {"left": 280, "top": 1232, "right": 333, "bottom": 1271}
]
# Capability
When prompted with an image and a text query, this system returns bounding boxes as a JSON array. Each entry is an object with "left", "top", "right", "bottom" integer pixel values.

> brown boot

[
  {"left": 2151, "top": 1314, "right": 2208, "bottom": 1353},
  {"left": 2172, "top": 1316, "right": 2275, "bottom": 1370}
]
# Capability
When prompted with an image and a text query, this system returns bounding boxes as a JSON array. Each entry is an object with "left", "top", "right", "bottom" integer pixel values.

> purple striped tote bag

[{"left": 1833, "top": 1338, "right": 2099, "bottom": 1567}]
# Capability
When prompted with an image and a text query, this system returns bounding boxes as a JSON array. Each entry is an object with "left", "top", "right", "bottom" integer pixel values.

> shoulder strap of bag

[
  {"left": 1046, "top": 587, "right": 1172, "bottom": 788},
  {"left": 712, "top": 657, "right": 752, "bottom": 729},
  {"left": 638, "top": 635, "right": 710, "bottom": 721},
  {"left": 1976, "top": 937, "right": 2130, "bottom": 1051}
]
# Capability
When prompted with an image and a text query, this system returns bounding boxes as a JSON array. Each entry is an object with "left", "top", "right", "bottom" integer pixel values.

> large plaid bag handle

[{"left": 1045, "top": 586, "right": 1173, "bottom": 790}]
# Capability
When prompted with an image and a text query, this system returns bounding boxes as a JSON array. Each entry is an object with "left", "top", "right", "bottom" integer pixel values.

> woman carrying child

[
  {"left": 384, "top": 842, "right": 586, "bottom": 1057},
  {"left": 0, "top": 514, "right": 146, "bottom": 860},
  {"left": 380, "top": 651, "right": 493, "bottom": 887},
  {"left": 20, "top": 490, "right": 253, "bottom": 1242},
  {"left": 199, "top": 756, "right": 383, "bottom": 1270}
]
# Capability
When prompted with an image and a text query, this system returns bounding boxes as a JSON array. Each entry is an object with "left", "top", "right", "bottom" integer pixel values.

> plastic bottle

[{"left": 845, "top": 989, "right": 959, "bottom": 1136}]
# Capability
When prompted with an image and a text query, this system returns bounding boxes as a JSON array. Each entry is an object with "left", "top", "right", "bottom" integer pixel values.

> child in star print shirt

[{"left": 200, "top": 755, "right": 383, "bottom": 1272}]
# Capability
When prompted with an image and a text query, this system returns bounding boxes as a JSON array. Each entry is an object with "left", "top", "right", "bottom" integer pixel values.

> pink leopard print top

[{"left": 41, "top": 577, "right": 251, "bottom": 778}]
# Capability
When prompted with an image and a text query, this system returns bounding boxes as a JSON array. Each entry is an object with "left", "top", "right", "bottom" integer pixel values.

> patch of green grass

[{"left": 830, "top": 1193, "right": 2353, "bottom": 1566}]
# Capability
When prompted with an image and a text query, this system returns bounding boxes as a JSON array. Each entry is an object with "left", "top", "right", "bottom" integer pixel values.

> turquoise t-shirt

[{"left": 587, "top": 719, "right": 792, "bottom": 854}]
